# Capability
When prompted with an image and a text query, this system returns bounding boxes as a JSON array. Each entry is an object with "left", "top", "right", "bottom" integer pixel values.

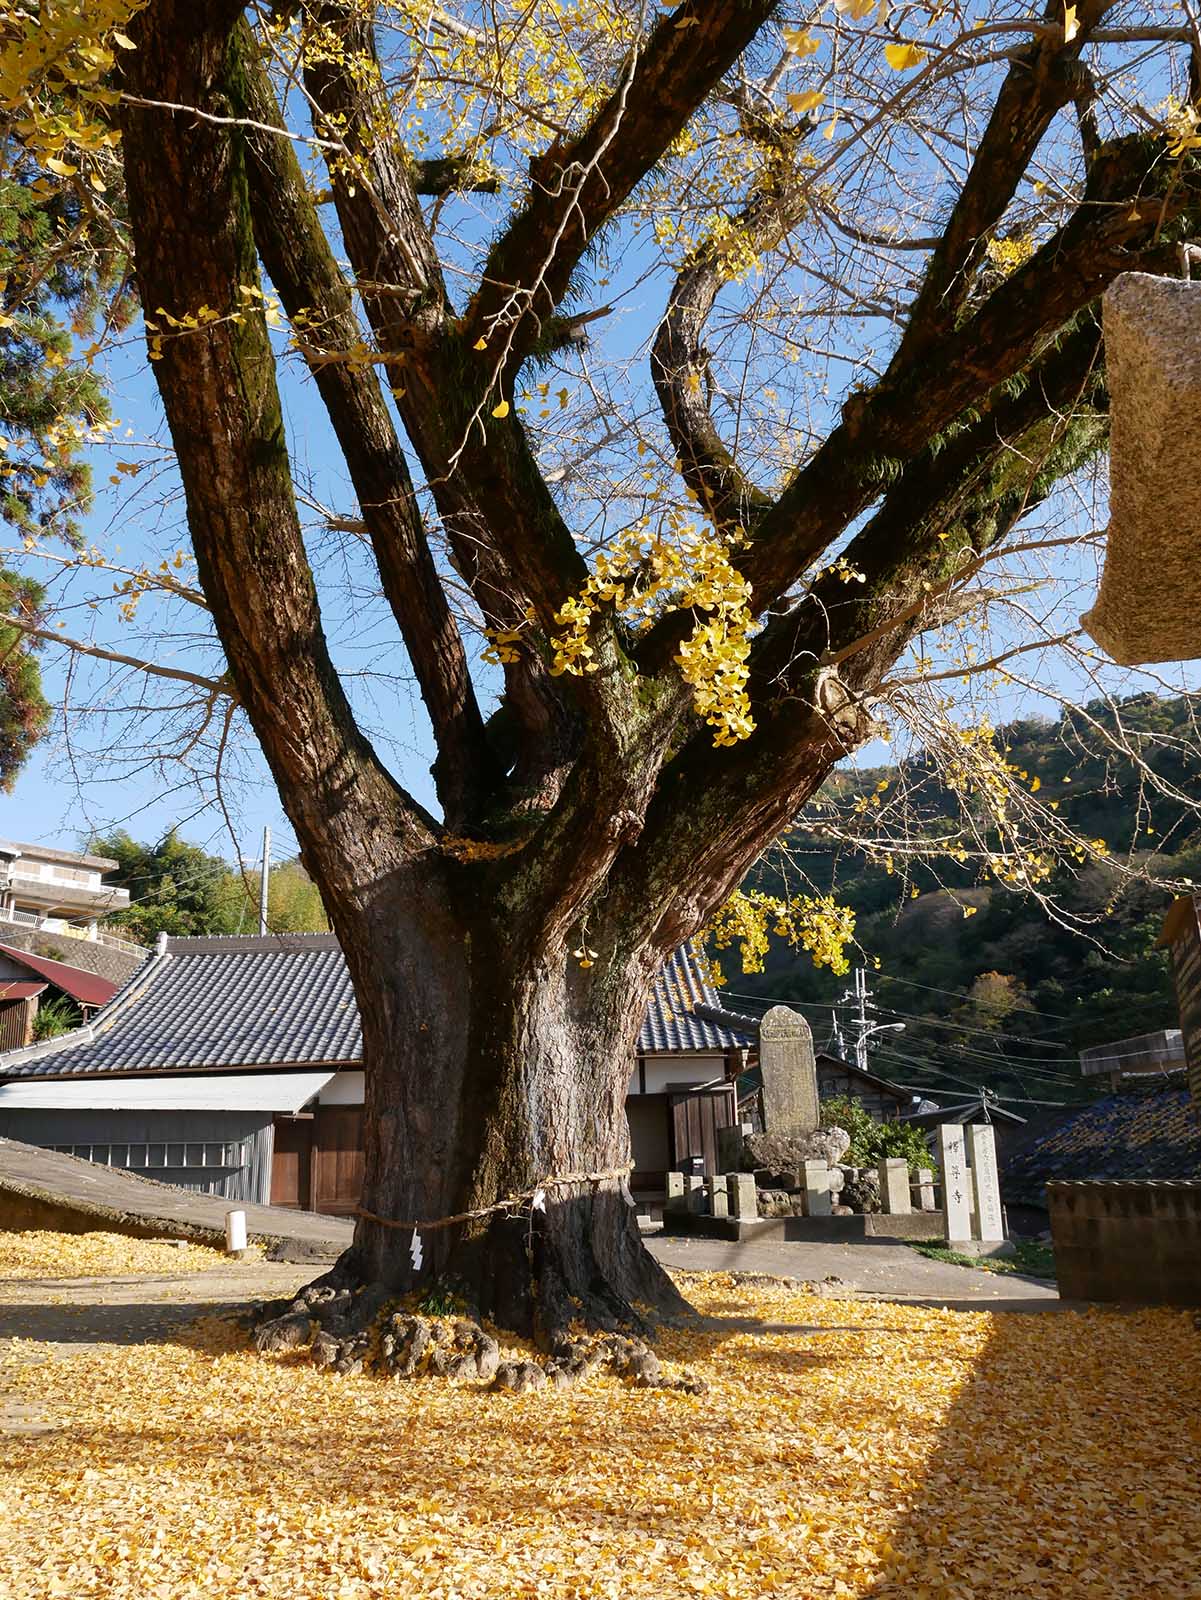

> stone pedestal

[
  {"left": 759, "top": 1006, "right": 819, "bottom": 1134},
  {"left": 936, "top": 1125, "right": 972, "bottom": 1242},
  {"left": 878, "top": 1158, "right": 911, "bottom": 1215},
  {"left": 968, "top": 1124, "right": 1004, "bottom": 1242},
  {"left": 709, "top": 1175, "right": 729, "bottom": 1219},
  {"left": 728, "top": 1173, "right": 758, "bottom": 1219},
  {"left": 685, "top": 1175, "right": 706, "bottom": 1213},
  {"left": 803, "top": 1159, "right": 832, "bottom": 1217},
  {"left": 916, "top": 1169, "right": 937, "bottom": 1211},
  {"left": 665, "top": 1172, "right": 685, "bottom": 1214}
]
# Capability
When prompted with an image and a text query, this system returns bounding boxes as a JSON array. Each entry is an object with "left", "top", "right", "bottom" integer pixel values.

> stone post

[
  {"left": 968, "top": 1124, "right": 1005, "bottom": 1242},
  {"left": 936, "top": 1125, "right": 973, "bottom": 1243},
  {"left": 717, "top": 1121, "right": 752, "bottom": 1173},
  {"left": 664, "top": 1172, "right": 686, "bottom": 1214},
  {"left": 685, "top": 1174, "right": 706, "bottom": 1213},
  {"left": 803, "top": 1159, "right": 832, "bottom": 1217},
  {"left": 728, "top": 1173, "right": 758, "bottom": 1219},
  {"left": 709, "top": 1175, "right": 729, "bottom": 1219},
  {"left": 878, "top": 1158, "right": 911, "bottom": 1215},
  {"left": 758, "top": 1006, "right": 820, "bottom": 1133},
  {"left": 915, "top": 1169, "right": 937, "bottom": 1211}
]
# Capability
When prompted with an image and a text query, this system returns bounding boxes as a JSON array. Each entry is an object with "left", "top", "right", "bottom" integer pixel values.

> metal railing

[{"left": 0, "top": 903, "right": 145, "bottom": 956}]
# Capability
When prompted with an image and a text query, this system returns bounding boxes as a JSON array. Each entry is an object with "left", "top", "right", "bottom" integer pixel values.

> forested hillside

[{"left": 726, "top": 695, "right": 1201, "bottom": 1110}]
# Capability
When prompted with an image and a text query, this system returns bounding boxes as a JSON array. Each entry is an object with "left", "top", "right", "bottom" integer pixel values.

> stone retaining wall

[
  {"left": 1048, "top": 1179, "right": 1201, "bottom": 1306},
  {"left": 0, "top": 925, "right": 144, "bottom": 986}
]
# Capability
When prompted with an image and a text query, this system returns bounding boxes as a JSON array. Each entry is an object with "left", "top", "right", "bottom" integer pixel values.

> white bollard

[{"left": 225, "top": 1208, "right": 248, "bottom": 1255}]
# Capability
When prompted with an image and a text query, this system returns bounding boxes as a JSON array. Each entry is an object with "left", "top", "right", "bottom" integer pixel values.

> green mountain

[{"left": 724, "top": 693, "right": 1200, "bottom": 1111}]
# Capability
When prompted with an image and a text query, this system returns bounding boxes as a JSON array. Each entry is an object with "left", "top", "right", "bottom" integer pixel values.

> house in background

[
  {"left": 1001, "top": 1080, "right": 1201, "bottom": 1233},
  {"left": 0, "top": 934, "right": 751, "bottom": 1213},
  {"left": 0, "top": 942, "right": 118, "bottom": 1050},
  {"left": 813, "top": 1052, "right": 914, "bottom": 1120},
  {"left": 1159, "top": 893, "right": 1201, "bottom": 1104},
  {"left": 0, "top": 838, "right": 134, "bottom": 952}
]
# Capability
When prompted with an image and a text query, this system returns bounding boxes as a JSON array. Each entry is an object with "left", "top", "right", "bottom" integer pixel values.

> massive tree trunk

[
  {"left": 342, "top": 908, "right": 690, "bottom": 1331},
  {"left": 339, "top": 897, "right": 685, "bottom": 1337}
]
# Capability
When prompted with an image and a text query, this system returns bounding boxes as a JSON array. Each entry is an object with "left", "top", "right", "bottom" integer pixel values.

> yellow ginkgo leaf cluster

[
  {"left": 549, "top": 514, "right": 757, "bottom": 747},
  {"left": 703, "top": 886, "right": 856, "bottom": 977}
]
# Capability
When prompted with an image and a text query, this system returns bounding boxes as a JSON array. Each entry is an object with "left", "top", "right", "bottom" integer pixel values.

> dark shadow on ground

[
  {"left": 854, "top": 1305, "right": 1201, "bottom": 1597},
  {"left": 0, "top": 1295, "right": 258, "bottom": 1346}
]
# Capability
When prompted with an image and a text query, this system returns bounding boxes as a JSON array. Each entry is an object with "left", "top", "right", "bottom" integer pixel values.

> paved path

[
  {"left": 0, "top": 1261, "right": 316, "bottom": 1436},
  {"left": 0, "top": 1137, "right": 353, "bottom": 1261},
  {"left": 647, "top": 1232, "right": 1064, "bottom": 1311}
]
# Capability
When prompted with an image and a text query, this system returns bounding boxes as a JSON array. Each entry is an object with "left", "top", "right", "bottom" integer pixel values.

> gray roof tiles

[
  {"left": 0, "top": 934, "right": 749, "bottom": 1079},
  {"left": 639, "top": 945, "right": 755, "bottom": 1054}
]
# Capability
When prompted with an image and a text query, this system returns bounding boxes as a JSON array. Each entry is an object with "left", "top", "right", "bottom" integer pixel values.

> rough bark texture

[{"left": 343, "top": 924, "right": 686, "bottom": 1337}]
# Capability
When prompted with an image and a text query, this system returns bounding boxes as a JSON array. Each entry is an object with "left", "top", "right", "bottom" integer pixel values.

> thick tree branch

[
  {"left": 753, "top": 315, "right": 1107, "bottom": 696},
  {"left": 302, "top": 2, "right": 585, "bottom": 623},
  {"left": 303, "top": 3, "right": 647, "bottom": 801},
  {"left": 735, "top": 133, "right": 1201, "bottom": 621},
  {"left": 889, "top": 0, "right": 1117, "bottom": 368},
  {"left": 650, "top": 134, "right": 802, "bottom": 537},
  {"left": 121, "top": 1, "right": 436, "bottom": 913},
  {"left": 229, "top": 22, "right": 500, "bottom": 823},
  {"left": 462, "top": 0, "right": 781, "bottom": 376},
  {"left": 612, "top": 311, "right": 1110, "bottom": 948}
]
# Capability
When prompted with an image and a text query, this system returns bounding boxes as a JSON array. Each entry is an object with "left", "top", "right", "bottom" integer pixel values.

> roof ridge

[{"left": 163, "top": 933, "right": 340, "bottom": 954}]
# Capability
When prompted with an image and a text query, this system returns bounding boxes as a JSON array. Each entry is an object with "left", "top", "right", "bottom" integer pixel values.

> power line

[
  {"left": 872, "top": 1003, "right": 1085, "bottom": 1055},
  {"left": 721, "top": 986, "right": 1087, "bottom": 1061},
  {"left": 872, "top": 1046, "right": 1073, "bottom": 1107},
  {"left": 874, "top": 970, "right": 1080, "bottom": 1020}
]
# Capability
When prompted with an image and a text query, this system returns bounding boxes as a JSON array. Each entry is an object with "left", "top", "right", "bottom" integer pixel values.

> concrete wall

[{"left": 1048, "top": 1179, "right": 1201, "bottom": 1306}]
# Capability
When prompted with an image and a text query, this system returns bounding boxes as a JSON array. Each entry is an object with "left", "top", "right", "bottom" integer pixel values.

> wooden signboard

[{"left": 1167, "top": 898, "right": 1201, "bottom": 1105}]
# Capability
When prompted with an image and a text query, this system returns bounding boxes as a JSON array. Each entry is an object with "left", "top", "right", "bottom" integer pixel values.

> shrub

[{"left": 819, "top": 1095, "right": 931, "bottom": 1172}]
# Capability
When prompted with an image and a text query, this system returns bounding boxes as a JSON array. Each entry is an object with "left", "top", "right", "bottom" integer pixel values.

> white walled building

[{"left": 0, "top": 838, "right": 131, "bottom": 945}]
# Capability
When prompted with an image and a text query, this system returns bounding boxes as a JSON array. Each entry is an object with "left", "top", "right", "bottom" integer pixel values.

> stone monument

[
  {"left": 936, "top": 1124, "right": 972, "bottom": 1244},
  {"left": 758, "top": 1005, "right": 820, "bottom": 1134},
  {"left": 968, "top": 1124, "right": 1004, "bottom": 1242},
  {"left": 878, "top": 1158, "right": 911, "bottom": 1215}
]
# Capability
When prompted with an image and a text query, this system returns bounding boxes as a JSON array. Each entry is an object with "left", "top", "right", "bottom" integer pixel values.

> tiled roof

[
  {"left": 0, "top": 942, "right": 119, "bottom": 1008},
  {"left": 0, "top": 934, "right": 359, "bottom": 1078},
  {"left": 638, "top": 945, "right": 754, "bottom": 1054},
  {"left": 1002, "top": 1085, "right": 1201, "bottom": 1207},
  {"left": 0, "top": 935, "right": 748, "bottom": 1079}
]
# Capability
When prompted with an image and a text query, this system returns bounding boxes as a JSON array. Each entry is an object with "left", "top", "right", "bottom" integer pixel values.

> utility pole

[
  {"left": 841, "top": 965, "right": 904, "bottom": 1072},
  {"left": 258, "top": 825, "right": 271, "bottom": 936},
  {"left": 829, "top": 1008, "right": 846, "bottom": 1061}
]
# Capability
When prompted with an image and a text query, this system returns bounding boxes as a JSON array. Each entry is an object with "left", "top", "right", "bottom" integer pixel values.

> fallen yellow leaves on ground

[
  {"left": 2, "top": 1270, "right": 1199, "bottom": 1599},
  {"left": 0, "top": 1229, "right": 233, "bottom": 1279}
]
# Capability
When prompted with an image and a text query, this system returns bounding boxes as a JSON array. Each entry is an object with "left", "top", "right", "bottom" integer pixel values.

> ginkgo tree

[{"left": 2, "top": 0, "right": 1200, "bottom": 1338}]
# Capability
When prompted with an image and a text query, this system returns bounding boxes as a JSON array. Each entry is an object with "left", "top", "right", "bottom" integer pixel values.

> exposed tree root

[{"left": 251, "top": 1272, "right": 705, "bottom": 1395}]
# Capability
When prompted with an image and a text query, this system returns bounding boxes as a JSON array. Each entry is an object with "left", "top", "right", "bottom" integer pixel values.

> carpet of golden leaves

[
  {"left": 0, "top": 1229, "right": 233, "bottom": 1279},
  {"left": 2, "top": 1268, "right": 1199, "bottom": 1599}
]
